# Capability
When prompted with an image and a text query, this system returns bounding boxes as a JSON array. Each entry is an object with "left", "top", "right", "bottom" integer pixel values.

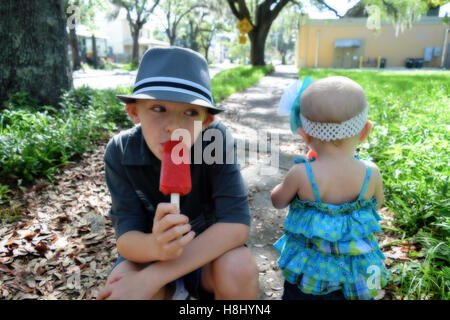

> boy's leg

[
  {"left": 199, "top": 246, "right": 259, "bottom": 299},
  {"left": 106, "top": 258, "right": 175, "bottom": 300}
]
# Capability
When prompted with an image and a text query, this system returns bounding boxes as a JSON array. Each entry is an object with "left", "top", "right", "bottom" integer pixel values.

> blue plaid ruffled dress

[{"left": 274, "top": 157, "right": 389, "bottom": 300}]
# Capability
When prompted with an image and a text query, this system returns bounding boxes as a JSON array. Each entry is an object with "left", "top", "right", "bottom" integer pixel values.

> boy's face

[{"left": 126, "top": 100, "right": 214, "bottom": 160}]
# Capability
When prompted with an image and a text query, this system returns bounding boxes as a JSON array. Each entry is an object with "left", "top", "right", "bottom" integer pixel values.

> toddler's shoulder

[
  {"left": 361, "top": 159, "right": 381, "bottom": 174},
  {"left": 288, "top": 159, "right": 309, "bottom": 181},
  {"left": 360, "top": 159, "right": 382, "bottom": 185}
]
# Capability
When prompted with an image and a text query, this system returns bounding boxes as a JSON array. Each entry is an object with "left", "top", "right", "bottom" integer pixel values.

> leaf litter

[{"left": 0, "top": 140, "right": 117, "bottom": 300}]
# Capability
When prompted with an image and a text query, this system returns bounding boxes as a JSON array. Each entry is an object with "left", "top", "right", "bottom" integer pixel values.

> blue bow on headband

[{"left": 289, "top": 76, "right": 314, "bottom": 134}]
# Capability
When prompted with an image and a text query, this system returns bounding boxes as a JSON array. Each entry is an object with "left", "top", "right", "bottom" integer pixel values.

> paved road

[
  {"left": 215, "top": 64, "right": 307, "bottom": 300},
  {"left": 73, "top": 63, "right": 234, "bottom": 89}
]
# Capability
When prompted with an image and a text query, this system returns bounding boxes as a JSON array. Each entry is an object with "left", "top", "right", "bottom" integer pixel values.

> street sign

[
  {"left": 239, "top": 35, "right": 247, "bottom": 44},
  {"left": 237, "top": 18, "right": 253, "bottom": 34}
]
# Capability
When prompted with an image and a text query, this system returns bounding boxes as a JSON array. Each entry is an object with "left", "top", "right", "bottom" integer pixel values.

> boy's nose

[{"left": 164, "top": 117, "right": 180, "bottom": 134}]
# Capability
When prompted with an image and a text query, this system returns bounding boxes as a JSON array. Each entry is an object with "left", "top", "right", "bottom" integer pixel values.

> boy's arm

[
  {"left": 98, "top": 221, "right": 248, "bottom": 299},
  {"left": 139, "top": 221, "right": 249, "bottom": 292},
  {"left": 118, "top": 203, "right": 195, "bottom": 263}
]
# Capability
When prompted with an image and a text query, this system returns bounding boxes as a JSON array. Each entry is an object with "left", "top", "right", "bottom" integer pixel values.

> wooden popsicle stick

[{"left": 171, "top": 193, "right": 180, "bottom": 210}]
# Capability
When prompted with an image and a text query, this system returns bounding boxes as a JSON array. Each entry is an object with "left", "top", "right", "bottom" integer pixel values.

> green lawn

[{"left": 298, "top": 68, "right": 450, "bottom": 299}]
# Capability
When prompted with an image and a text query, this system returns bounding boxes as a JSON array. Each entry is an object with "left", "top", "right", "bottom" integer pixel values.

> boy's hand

[{"left": 153, "top": 203, "right": 195, "bottom": 261}]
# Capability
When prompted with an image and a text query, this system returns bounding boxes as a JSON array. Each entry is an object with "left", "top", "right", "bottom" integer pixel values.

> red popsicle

[{"left": 159, "top": 140, "right": 191, "bottom": 207}]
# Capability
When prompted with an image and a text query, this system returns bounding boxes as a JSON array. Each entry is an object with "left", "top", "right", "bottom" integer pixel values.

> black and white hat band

[
  {"left": 116, "top": 46, "right": 225, "bottom": 114},
  {"left": 133, "top": 76, "right": 214, "bottom": 106}
]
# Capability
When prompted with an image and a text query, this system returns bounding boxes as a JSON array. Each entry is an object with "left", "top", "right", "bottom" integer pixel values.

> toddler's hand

[{"left": 152, "top": 203, "right": 195, "bottom": 261}]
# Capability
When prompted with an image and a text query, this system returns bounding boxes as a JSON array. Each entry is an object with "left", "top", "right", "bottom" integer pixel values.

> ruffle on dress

[
  {"left": 284, "top": 197, "right": 382, "bottom": 242},
  {"left": 274, "top": 233, "right": 387, "bottom": 284}
]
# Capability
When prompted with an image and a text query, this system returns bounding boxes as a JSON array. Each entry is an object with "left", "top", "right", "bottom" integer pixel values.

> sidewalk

[
  {"left": 215, "top": 64, "right": 306, "bottom": 300},
  {"left": 72, "top": 63, "right": 234, "bottom": 89}
]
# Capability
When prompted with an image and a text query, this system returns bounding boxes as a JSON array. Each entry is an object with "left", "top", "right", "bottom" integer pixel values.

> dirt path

[{"left": 0, "top": 65, "right": 408, "bottom": 300}]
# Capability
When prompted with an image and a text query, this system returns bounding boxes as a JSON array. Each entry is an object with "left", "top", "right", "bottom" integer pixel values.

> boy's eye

[
  {"left": 185, "top": 109, "right": 199, "bottom": 116},
  {"left": 151, "top": 106, "right": 166, "bottom": 112}
]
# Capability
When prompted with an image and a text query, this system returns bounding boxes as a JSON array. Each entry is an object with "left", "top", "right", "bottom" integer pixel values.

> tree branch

[
  {"left": 226, "top": 0, "right": 253, "bottom": 24},
  {"left": 268, "top": 0, "right": 292, "bottom": 21},
  {"left": 226, "top": 0, "right": 242, "bottom": 19},
  {"left": 314, "top": 0, "right": 342, "bottom": 18}
]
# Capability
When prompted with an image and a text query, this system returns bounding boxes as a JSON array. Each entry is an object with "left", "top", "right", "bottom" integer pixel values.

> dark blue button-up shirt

[{"left": 104, "top": 121, "right": 251, "bottom": 241}]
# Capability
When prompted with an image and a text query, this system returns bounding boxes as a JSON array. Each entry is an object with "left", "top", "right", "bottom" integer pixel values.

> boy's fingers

[
  {"left": 161, "top": 231, "right": 195, "bottom": 259},
  {"left": 167, "top": 230, "right": 195, "bottom": 250},
  {"left": 154, "top": 213, "right": 189, "bottom": 234},
  {"left": 178, "top": 230, "right": 195, "bottom": 247},
  {"left": 154, "top": 203, "right": 179, "bottom": 222},
  {"left": 157, "top": 223, "right": 191, "bottom": 244}
]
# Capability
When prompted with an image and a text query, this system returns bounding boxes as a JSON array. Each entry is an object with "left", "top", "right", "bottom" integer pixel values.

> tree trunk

[
  {"left": 0, "top": 0, "right": 71, "bottom": 108},
  {"left": 167, "top": 28, "right": 176, "bottom": 46},
  {"left": 69, "top": 27, "right": 81, "bottom": 71},
  {"left": 91, "top": 35, "right": 98, "bottom": 69},
  {"left": 204, "top": 46, "right": 210, "bottom": 63},
  {"left": 132, "top": 28, "right": 140, "bottom": 65},
  {"left": 249, "top": 24, "right": 271, "bottom": 66}
]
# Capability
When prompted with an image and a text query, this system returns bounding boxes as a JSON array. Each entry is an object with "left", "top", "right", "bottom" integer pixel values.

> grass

[
  {"left": 298, "top": 68, "right": 450, "bottom": 300},
  {"left": 211, "top": 65, "right": 274, "bottom": 103}
]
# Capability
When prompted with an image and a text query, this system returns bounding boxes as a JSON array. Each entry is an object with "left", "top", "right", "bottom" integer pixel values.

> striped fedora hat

[{"left": 116, "top": 46, "right": 225, "bottom": 114}]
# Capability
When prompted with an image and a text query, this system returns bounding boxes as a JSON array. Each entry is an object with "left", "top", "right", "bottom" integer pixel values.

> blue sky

[{"left": 303, "top": 0, "right": 450, "bottom": 19}]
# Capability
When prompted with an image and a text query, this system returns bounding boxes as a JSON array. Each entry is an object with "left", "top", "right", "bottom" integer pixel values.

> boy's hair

[{"left": 301, "top": 76, "right": 368, "bottom": 124}]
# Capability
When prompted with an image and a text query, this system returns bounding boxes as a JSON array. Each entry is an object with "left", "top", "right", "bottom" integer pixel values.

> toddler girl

[{"left": 272, "top": 76, "right": 388, "bottom": 300}]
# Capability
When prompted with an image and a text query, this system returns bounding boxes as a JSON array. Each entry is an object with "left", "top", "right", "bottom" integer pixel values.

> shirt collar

[{"left": 121, "top": 125, "right": 160, "bottom": 166}]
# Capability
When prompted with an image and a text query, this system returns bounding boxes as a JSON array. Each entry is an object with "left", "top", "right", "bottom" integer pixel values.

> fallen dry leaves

[{"left": 0, "top": 140, "right": 117, "bottom": 300}]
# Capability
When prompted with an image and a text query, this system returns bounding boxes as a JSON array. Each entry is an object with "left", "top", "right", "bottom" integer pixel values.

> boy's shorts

[{"left": 109, "top": 255, "right": 214, "bottom": 300}]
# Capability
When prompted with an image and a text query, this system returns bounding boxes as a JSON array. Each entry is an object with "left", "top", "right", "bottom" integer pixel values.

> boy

[{"left": 97, "top": 47, "right": 258, "bottom": 300}]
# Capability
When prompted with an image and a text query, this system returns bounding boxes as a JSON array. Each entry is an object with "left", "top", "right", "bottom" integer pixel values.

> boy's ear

[
  {"left": 202, "top": 113, "right": 215, "bottom": 130},
  {"left": 359, "top": 120, "right": 372, "bottom": 142},
  {"left": 125, "top": 103, "right": 140, "bottom": 124},
  {"left": 297, "top": 127, "right": 312, "bottom": 144}
]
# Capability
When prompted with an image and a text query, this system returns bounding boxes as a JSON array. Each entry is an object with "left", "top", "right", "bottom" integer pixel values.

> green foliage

[
  {"left": 211, "top": 65, "right": 275, "bottom": 102},
  {"left": 298, "top": 68, "right": 450, "bottom": 299},
  {"left": 120, "top": 63, "right": 139, "bottom": 71},
  {"left": 0, "top": 87, "right": 132, "bottom": 183},
  {"left": 4, "top": 92, "right": 40, "bottom": 112},
  {"left": 0, "top": 184, "right": 11, "bottom": 205}
]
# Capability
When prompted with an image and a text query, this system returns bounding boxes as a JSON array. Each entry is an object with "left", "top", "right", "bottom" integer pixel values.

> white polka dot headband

[
  {"left": 278, "top": 76, "right": 368, "bottom": 141},
  {"left": 300, "top": 106, "right": 368, "bottom": 141}
]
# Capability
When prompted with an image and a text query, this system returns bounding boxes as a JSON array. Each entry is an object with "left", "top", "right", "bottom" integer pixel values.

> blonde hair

[{"left": 301, "top": 76, "right": 368, "bottom": 123}]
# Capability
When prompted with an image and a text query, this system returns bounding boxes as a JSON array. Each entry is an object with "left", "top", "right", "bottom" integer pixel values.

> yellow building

[{"left": 295, "top": 16, "right": 450, "bottom": 69}]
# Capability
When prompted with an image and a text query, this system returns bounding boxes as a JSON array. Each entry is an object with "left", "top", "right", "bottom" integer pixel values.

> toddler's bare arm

[
  {"left": 372, "top": 164, "right": 384, "bottom": 210},
  {"left": 271, "top": 164, "right": 302, "bottom": 209}
]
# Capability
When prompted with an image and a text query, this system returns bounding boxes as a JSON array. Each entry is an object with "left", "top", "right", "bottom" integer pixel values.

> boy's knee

[{"left": 211, "top": 247, "right": 259, "bottom": 296}]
